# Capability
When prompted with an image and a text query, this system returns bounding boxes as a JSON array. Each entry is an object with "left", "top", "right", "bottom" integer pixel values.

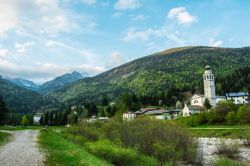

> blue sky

[{"left": 0, "top": 0, "right": 250, "bottom": 82}]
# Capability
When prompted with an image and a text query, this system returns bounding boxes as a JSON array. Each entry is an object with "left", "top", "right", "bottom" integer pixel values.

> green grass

[
  {"left": 213, "top": 158, "right": 249, "bottom": 166},
  {"left": 0, "top": 132, "right": 11, "bottom": 146},
  {"left": 188, "top": 125, "right": 250, "bottom": 139},
  {"left": 0, "top": 125, "right": 43, "bottom": 130},
  {"left": 39, "top": 130, "right": 112, "bottom": 166}
]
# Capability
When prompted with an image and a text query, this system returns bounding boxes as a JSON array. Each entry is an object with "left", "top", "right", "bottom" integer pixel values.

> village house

[
  {"left": 123, "top": 112, "right": 136, "bottom": 121},
  {"left": 225, "top": 92, "right": 249, "bottom": 104},
  {"left": 33, "top": 113, "right": 43, "bottom": 125},
  {"left": 123, "top": 107, "right": 182, "bottom": 121},
  {"left": 182, "top": 104, "right": 203, "bottom": 117}
]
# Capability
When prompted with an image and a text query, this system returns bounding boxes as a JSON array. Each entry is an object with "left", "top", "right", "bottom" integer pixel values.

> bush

[
  {"left": 86, "top": 140, "right": 158, "bottom": 166},
  {"left": 64, "top": 123, "right": 100, "bottom": 141},
  {"left": 226, "top": 111, "right": 238, "bottom": 125},
  {"left": 237, "top": 106, "right": 250, "bottom": 124},
  {"left": 216, "top": 142, "right": 240, "bottom": 159},
  {"left": 120, "top": 118, "right": 198, "bottom": 164}
]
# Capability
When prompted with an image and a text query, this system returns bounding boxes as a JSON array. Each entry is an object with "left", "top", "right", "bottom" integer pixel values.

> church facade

[{"left": 190, "top": 65, "right": 226, "bottom": 107}]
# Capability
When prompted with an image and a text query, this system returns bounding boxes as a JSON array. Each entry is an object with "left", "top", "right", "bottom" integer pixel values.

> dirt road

[{"left": 0, "top": 130, "right": 45, "bottom": 166}]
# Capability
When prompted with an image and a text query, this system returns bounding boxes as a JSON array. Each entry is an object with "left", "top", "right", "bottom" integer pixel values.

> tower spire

[{"left": 203, "top": 65, "right": 216, "bottom": 107}]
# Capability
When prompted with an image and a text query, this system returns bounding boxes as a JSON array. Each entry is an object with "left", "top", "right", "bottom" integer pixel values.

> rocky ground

[
  {"left": 197, "top": 137, "right": 250, "bottom": 166},
  {"left": 0, "top": 130, "right": 45, "bottom": 166}
]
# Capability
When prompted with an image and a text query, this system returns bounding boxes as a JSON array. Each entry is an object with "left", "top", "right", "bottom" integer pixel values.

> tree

[
  {"left": 203, "top": 98, "right": 212, "bottom": 110},
  {"left": 21, "top": 115, "right": 29, "bottom": 127},
  {"left": 0, "top": 96, "right": 9, "bottom": 125},
  {"left": 101, "top": 95, "right": 109, "bottom": 106},
  {"left": 175, "top": 100, "right": 183, "bottom": 109}
]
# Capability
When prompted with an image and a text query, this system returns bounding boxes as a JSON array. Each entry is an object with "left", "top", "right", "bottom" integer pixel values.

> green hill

[
  {"left": 0, "top": 77, "right": 57, "bottom": 113},
  {"left": 48, "top": 46, "right": 250, "bottom": 106}
]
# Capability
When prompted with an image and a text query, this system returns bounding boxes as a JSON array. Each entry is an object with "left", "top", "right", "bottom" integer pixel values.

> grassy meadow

[{"left": 39, "top": 130, "right": 112, "bottom": 166}]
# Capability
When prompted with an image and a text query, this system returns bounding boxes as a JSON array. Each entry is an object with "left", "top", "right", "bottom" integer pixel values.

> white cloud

[
  {"left": 82, "top": 0, "right": 96, "bottom": 5},
  {"left": 106, "top": 52, "right": 126, "bottom": 68},
  {"left": 15, "top": 41, "right": 34, "bottom": 53},
  {"left": 0, "top": 1, "right": 18, "bottom": 36},
  {"left": 209, "top": 39, "right": 223, "bottom": 47},
  {"left": 130, "top": 14, "right": 148, "bottom": 21},
  {"left": 0, "top": 0, "right": 76, "bottom": 37},
  {"left": 168, "top": 7, "right": 197, "bottom": 25},
  {"left": 0, "top": 48, "right": 12, "bottom": 58},
  {"left": 0, "top": 59, "right": 105, "bottom": 82},
  {"left": 114, "top": 0, "right": 141, "bottom": 10},
  {"left": 123, "top": 27, "right": 185, "bottom": 45},
  {"left": 45, "top": 40, "right": 66, "bottom": 47},
  {"left": 112, "top": 12, "right": 122, "bottom": 18}
]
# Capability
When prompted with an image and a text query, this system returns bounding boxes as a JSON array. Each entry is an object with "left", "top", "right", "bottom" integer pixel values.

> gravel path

[{"left": 0, "top": 130, "right": 45, "bottom": 166}]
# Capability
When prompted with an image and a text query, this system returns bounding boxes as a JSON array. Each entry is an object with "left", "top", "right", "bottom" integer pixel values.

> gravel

[
  {"left": 197, "top": 137, "right": 250, "bottom": 166},
  {"left": 0, "top": 130, "right": 45, "bottom": 166}
]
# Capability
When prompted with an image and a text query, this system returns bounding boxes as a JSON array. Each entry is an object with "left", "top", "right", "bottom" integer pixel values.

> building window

[
  {"left": 194, "top": 100, "right": 198, "bottom": 103},
  {"left": 207, "top": 75, "right": 209, "bottom": 79}
]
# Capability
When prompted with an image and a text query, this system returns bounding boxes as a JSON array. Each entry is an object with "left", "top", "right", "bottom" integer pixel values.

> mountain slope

[
  {"left": 37, "top": 71, "right": 85, "bottom": 94},
  {"left": 6, "top": 78, "right": 39, "bottom": 91},
  {"left": 0, "top": 77, "right": 56, "bottom": 113},
  {"left": 48, "top": 46, "right": 250, "bottom": 105}
]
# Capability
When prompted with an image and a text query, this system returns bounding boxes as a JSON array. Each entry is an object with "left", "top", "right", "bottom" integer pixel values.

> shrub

[
  {"left": 64, "top": 123, "right": 100, "bottom": 141},
  {"left": 86, "top": 140, "right": 158, "bottom": 166},
  {"left": 226, "top": 111, "right": 238, "bottom": 125},
  {"left": 120, "top": 118, "right": 198, "bottom": 164},
  {"left": 216, "top": 142, "right": 240, "bottom": 159},
  {"left": 237, "top": 105, "right": 250, "bottom": 124}
]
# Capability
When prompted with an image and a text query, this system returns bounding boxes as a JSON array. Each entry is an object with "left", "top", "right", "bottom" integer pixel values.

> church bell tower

[{"left": 203, "top": 65, "right": 216, "bottom": 107}]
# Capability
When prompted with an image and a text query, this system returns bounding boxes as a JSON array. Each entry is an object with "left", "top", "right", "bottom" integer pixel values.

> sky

[{"left": 0, "top": 0, "right": 250, "bottom": 83}]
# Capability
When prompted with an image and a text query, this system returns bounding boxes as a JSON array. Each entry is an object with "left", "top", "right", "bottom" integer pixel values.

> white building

[
  {"left": 123, "top": 112, "right": 136, "bottom": 121},
  {"left": 190, "top": 65, "right": 226, "bottom": 108},
  {"left": 226, "top": 92, "right": 249, "bottom": 104},
  {"left": 183, "top": 104, "right": 203, "bottom": 117},
  {"left": 33, "top": 113, "right": 43, "bottom": 125}
]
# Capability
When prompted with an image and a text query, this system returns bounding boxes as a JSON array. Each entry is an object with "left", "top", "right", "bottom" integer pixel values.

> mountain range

[
  {"left": 0, "top": 71, "right": 86, "bottom": 113},
  {"left": 1, "top": 46, "right": 250, "bottom": 113}
]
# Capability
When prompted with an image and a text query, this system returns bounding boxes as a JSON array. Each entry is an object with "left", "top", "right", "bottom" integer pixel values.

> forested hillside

[
  {"left": 0, "top": 77, "right": 57, "bottom": 113},
  {"left": 48, "top": 46, "right": 250, "bottom": 106}
]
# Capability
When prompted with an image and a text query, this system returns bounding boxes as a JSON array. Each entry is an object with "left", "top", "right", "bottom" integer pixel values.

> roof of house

[
  {"left": 143, "top": 109, "right": 166, "bottom": 115},
  {"left": 187, "top": 105, "right": 203, "bottom": 110},
  {"left": 225, "top": 92, "right": 249, "bottom": 97}
]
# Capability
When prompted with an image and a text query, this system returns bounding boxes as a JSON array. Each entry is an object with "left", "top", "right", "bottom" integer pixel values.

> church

[
  {"left": 183, "top": 65, "right": 249, "bottom": 116},
  {"left": 190, "top": 65, "right": 226, "bottom": 107}
]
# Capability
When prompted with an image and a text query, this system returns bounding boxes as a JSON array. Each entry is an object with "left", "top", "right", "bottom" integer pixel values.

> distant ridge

[{"left": 37, "top": 71, "right": 86, "bottom": 94}]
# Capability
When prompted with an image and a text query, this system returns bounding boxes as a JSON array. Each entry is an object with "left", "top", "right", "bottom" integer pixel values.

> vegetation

[
  {"left": 0, "top": 76, "right": 57, "bottom": 113},
  {"left": 0, "top": 96, "right": 9, "bottom": 125},
  {"left": 62, "top": 118, "right": 199, "bottom": 165},
  {"left": 1, "top": 46, "right": 250, "bottom": 113},
  {"left": 0, "top": 132, "right": 11, "bottom": 145},
  {"left": 216, "top": 142, "right": 240, "bottom": 159},
  {"left": 175, "top": 101, "right": 250, "bottom": 127},
  {"left": 48, "top": 46, "right": 250, "bottom": 107},
  {"left": 213, "top": 158, "right": 249, "bottom": 166},
  {"left": 39, "top": 130, "right": 112, "bottom": 166}
]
